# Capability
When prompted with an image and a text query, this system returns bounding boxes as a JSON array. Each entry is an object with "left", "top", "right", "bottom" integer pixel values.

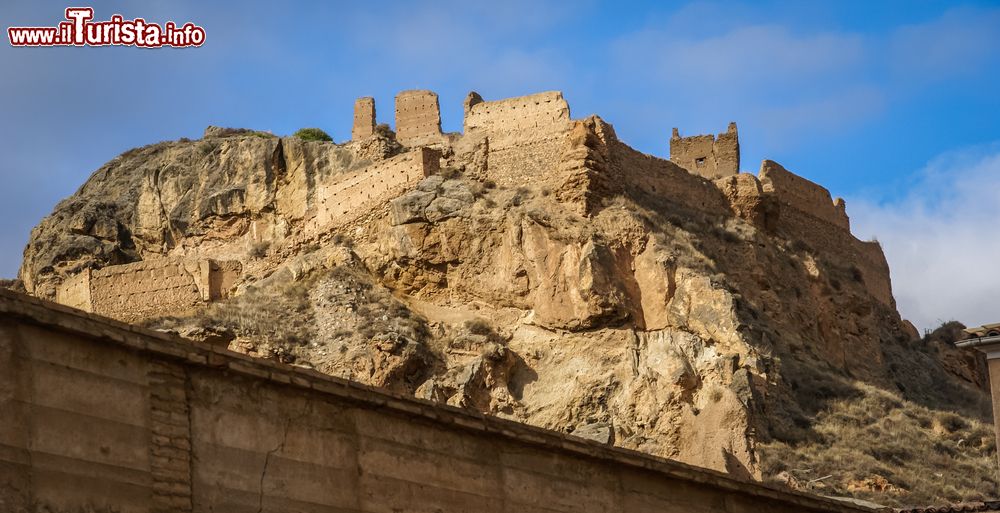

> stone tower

[
  {"left": 352, "top": 97, "right": 376, "bottom": 141},
  {"left": 394, "top": 90, "right": 442, "bottom": 147},
  {"left": 670, "top": 122, "right": 740, "bottom": 179}
]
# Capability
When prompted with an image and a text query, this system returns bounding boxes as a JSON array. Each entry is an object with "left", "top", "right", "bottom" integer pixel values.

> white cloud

[
  {"left": 889, "top": 7, "right": 1000, "bottom": 78},
  {"left": 849, "top": 144, "right": 1000, "bottom": 331}
]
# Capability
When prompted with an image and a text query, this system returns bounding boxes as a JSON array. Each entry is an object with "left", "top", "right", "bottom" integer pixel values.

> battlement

[
  {"left": 55, "top": 257, "right": 242, "bottom": 323},
  {"left": 351, "top": 96, "right": 376, "bottom": 141},
  {"left": 395, "top": 90, "right": 443, "bottom": 147},
  {"left": 670, "top": 123, "right": 740, "bottom": 180}
]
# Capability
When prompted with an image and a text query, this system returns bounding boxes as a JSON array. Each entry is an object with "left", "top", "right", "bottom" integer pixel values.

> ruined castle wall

[
  {"left": 314, "top": 147, "right": 438, "bottom": 230},
  {"left": 464, "top": 91, "right": 570, "bottom": 137},
  {"left": 670, "top": 134, "right": 718, "bottom": 177},
  {"left": 755, "top": 160, "right": 891, "bottom": 305},
  {"left": 352, "top": 96, "right": 376, "bottom": 141},
  {"left": 613, "top": 141, "right": 733, "bottom": 217},
  {"left": 88, "top": 259, "right": 205, "bottom": 324},
  {"left": 0, "top": 290, "right": 875, "bottom": 513},
  {"left": 55, "top": 269, "right": 92, "bottom": 312},
  {"left": 778, "top": 209, "right": 894, "bottom": 306},
  {"left": 206, "top": 260, "right": 242, "bottom": 301},
  {"left": 670, "top": 124, "right": 740, "bottom": 180},
  {"left": 714, "top": 129, "right": 740, "bottom": 176},
  {"left": 857, "top": 240, "right": 894, "bottom": 306},
  {"left": 463, "top": 91, "right": 572, "bottom": 187},
  {"left": 759, "top": 160, "right": 849, "bottom": 230},
  {"left": 53, "top": 258, "right": 242, "bottom": 323},
  {"left": 395, "top": 90, "right": 442, "bottom": 147}
]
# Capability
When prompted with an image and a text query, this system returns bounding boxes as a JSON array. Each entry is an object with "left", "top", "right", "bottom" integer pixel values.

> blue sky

[{"left": 2, "top": 0, "right": 999, "bottom": 329}]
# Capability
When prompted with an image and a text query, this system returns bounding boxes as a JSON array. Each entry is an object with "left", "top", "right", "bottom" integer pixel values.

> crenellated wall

[
  {"left": 670, "top": 123, "right": 740, "bottom": 180},
  {"left": 54, "top": 258, "right": 242, "bottom": 324},
  {"left": 352, "top": 96, "right": 376, "bottom": 141},
  {"left": 314, "top": 147, "right": 439, "bottom": 230},
  {"left": 463, "top": 91, "right": 572, "bottom": 186},
  {"left": 395, "top": 90, "right": 443, "bottom": 147}
]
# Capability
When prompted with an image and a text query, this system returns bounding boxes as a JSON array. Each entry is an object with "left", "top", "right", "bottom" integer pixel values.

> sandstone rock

[
  {"left": 439, "top": 180, "right": 475, "bottom": 203},
  {"left": 390, "top": 191, "right": 436, "bottom": 225},
  {"left": 424, "top": 197, "right": 467, "bottom": 223},
  {"left": 570, "top": 422, "right": 614, "bottom": 444},
  {"left": 416, "top": 174, "right": 445, "bottom": 193}
]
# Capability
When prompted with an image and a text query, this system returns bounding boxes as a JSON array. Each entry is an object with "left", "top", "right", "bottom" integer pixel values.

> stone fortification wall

[
  {"left": 552, "top": 115, "right": 734, "bottom": 219},
  {"left": 54, "top": 258, "right": 242, "bottom": 323},
  {"left": 0, "top": 290, "right": 876, "bottom": 513},
  {"left": 352, "top": 96, "right": 376, "bottom": 141},
  {"left": 55, "top": 269, "right": 92, "bottom": 312},
  {"left": 463, "top": 91, "right": 572, "bottom": 187},
  {"left": 395, "top": 90, "right": 442, "bottom": 147},
  {"left": 613, "top": 141, "right": 733, "bottom": 216},
  {"left": 759, "top": 160, "right": 849, "bottom": 231},
  {"left": 775, "top": 204, "right": 894, "bottom": 306},
  {"left": 670, "top": 123, "right": 740, "bottom": 180},
  {"left": 753, "top": 161, "right": 891, "bottom": 305},
  {"left": 463, "top": 90, "right": 570, "bottom": 136},
  {"left": 314, "top": 147, "right": 439, "bottom": 231}
]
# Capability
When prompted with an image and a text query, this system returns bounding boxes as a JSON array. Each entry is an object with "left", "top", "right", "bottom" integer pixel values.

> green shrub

[{"left": 293, "top": 127, "right": 333, "bottom": 142}]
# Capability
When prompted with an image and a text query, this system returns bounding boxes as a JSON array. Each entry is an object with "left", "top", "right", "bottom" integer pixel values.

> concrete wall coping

[{"left": 0, "top": 288, "right": 881, "bottom": 513}]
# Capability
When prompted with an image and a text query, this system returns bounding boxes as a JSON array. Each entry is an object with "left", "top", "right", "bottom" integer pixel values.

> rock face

[{"left": 19, "top": 91, "right": 992, "bottom": 506}]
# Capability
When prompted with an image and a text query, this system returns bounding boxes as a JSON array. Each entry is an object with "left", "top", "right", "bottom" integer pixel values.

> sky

[{"left": 1, "top": 0, "right": 998, "bottom": 330}]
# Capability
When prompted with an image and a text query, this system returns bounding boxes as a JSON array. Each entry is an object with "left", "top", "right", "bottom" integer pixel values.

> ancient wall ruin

[
  {"left": 749, "top": 160, "right": 892, "bottom": 305},
  {"left": 613, "top": 140, "right": 734, "bottom": 216},
  {"left": 395, "top": 90, "right": 442, "bottom": 147},
  {"left": 54, "top": 258, "right": 241, "bottom": 324},
  {"left": 0, "top": 290, "right": 875, "bottom": 513},
  {"left": 55, "top": 268, "right": 92, "bottom": 312},
  {"left": 314, "top": 147, "right": 439, "bottom": 230},
  {"left": 352, "top": 96, "right": 376, "bottom": 141},
  {"left": 670, "top": 123, "right": 740, "bottom": 180},
  {"left": 759, "top": 160, "right": 850, "bottom": 231},
  {"left": 463, "top": 91, "right": 572, "bottom": 187}
]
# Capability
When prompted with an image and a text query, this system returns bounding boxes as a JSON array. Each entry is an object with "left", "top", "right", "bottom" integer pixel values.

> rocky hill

[{"left": 17, "top": 91, "right": 994, "bottom": 507}]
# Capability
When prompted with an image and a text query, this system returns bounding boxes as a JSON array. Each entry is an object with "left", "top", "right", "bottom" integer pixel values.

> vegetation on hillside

[
  {"left": 760, "top": 323, "right": 995, "bottom": 507},
  {"left": 293, "top": 127, "right": 333, "bottom": 142}
]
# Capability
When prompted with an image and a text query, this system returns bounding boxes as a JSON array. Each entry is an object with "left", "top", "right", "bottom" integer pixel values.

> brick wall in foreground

[{"left": 0, "top": 290, "right": 878, "bottom": 513}]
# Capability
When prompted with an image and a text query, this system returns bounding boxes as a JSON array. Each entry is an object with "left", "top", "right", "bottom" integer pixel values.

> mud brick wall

[
  {"left": 89, "top": 260, "right": 204, "bottom": 324},
  {"left": 352, "top": 97, "right": 376, "bottom": 141},
  {"left": 0, "top": 290, "right": 876, "bottom": 513},
  {"left": 670, "top": 123, "right": 740, "bottom": 180},
  {"left": 759, "top": 160, "right": 849, "bottom": 231},
  {"left": 745, "top": 161, "right": 892, "bottom": 305},
  {"left": 54, "top": 258, "right": 242, "bottom": 324},
  {"left": 612, "top": 140, "right": 733, "bottom": 217},
  {"left": 463, "top": 91, "right": 572, "bottom": 187},
  {"left": 314, "top": 147, "right": 439, "bottom": 231},
  {"left": 54, "top": 269, "right": 92, "bottom": 312},
  {"left": 395, "top": 90, "right": 442, "bottom": 147},
  {"left": 775, "top": 206, "right": 894, "bottom": 306}
]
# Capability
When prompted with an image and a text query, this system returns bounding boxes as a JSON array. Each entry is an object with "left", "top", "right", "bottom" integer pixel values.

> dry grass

[{"left": 760, "top": 378, "right": 997, "bottom": 507}]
